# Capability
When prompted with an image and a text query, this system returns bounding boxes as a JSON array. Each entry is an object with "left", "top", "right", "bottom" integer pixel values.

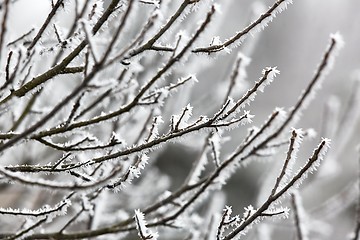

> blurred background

[{"left": 3, "top": 0, "right": 360, "bottom": 239}]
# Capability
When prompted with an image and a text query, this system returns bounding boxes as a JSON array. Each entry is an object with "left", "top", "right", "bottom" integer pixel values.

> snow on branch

[
  {"left": 0, "top": 198, "right": 71, "bottom": 218},
  {"left": 217, "top": 66, "right": 280, "bottom": 121},
  {"left": 270, "top": 128, "right": 303, "bottom": 196},
  {"left": 135, "top": 209, "right": 159, "bottom": 240},
  {"left": 221, "top": 138, "right": 330, "bottom": 240},
  {"left": 282, "top": 33, "right": 344, "bottom": 131},
  {"left": 0, "top": 165, "right": 123, "bottom": 190},
  {"left": 276, "top": 138, "right": 331, "bottom": 197},
  {"left": 192, "top": 0, "right": 294, "bottom": 54},
  {"left": 290, "top": 191, "right": 309, "bottom": 240}
]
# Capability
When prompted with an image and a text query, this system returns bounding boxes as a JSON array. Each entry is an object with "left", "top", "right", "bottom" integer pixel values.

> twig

[
  {"left": 6, "top": 28, "right": 35, "bottom": 46},
  {"left": 0, "top": 1, "right": 133, "bottom": 152},
  {"left": 0, "top": 0, "right": 122, "bottom": 104},
  {"left": 27, "top": 0, "right": 65, "bottom": 51},
  {"left": 290, "top": 192, "right": 308, "bottom": 240},
  {"left": 0, "top": 0, "right": 10, "bottom": 58},
  {"left": 192, "top": 0, "right": 293, "bottom": 54}
]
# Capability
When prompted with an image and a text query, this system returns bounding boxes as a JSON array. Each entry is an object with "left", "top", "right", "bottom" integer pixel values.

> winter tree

[{"left": 0, "top": 0, "right": 359, "bottom": 239}]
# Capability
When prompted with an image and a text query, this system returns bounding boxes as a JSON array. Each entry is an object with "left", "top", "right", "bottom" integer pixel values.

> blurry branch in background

[
  {"left": 0, "top": 0, "right": 10, "bottom": 60},
  {"left": 290, "top": 191, "right": 309, "bottom": 240},
  {"left": 0, "top": 0, "right": 358, "bottom": 239}
]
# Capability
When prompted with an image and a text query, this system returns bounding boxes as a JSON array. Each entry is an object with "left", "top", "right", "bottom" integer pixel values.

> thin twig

[
  {"left": 0, "top": 0, "right": 10, "bottom": 58},
  {"left": 27, "top": 0, "right": 65, "bottom": 51}
]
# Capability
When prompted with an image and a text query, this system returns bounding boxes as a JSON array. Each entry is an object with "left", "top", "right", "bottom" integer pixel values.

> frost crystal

[
  {"left": 243, "top": 110, "right": 254, "bottom": 125},
  {"left": 134, "top": 209, "right": 159, "bottom": 240},
  {"left": 172, "top": 104, "right": 193, "bottom": 130}
]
